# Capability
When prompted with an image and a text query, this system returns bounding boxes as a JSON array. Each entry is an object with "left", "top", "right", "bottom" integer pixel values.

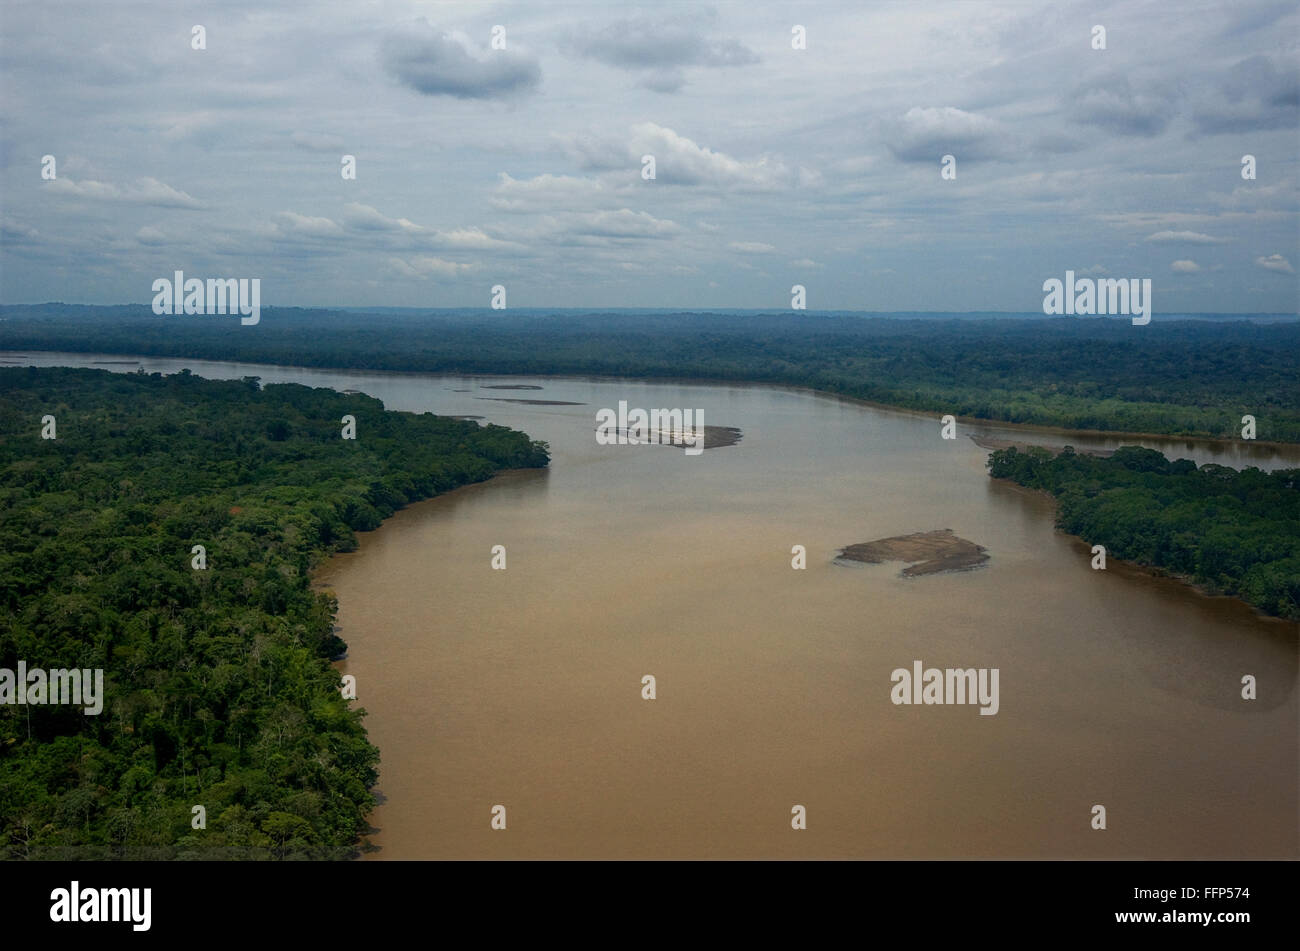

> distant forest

[
  {"left": 0, "top": 366, "right": 548, "bottom": 858},
  {"left": 2, "top": 305, "right": 1298, "bottom": 442},
  {"left": 988, "top": 445, "right": 1300, "bottom": 620}
]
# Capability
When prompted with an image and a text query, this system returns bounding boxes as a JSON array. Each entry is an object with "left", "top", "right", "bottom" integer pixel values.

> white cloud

[
  {"left": 437, "top": 228, "right": 513, "bottom": 250},
  {"left": 886, "top": 106, "right": 1009, "bottom": 162},
  {"left": 562, "top": 16, "right": 758, "bottom": 71},
  {"left": 1145, "top": 231, "right": 1228, "bottom": 244},
  {"left": 387, "top": 256, "right": 474, "bottom": 278},
  {"left": 490, "top": 173, "right": 611, "bottom": 212},
  {"left": 1255, "top": 253, "right": 1295, "bottom": 274},
  {"left": 343, "top": 203, "right": 425, "bottom": 233},
  {"left": 631, "top": 123, "right": 790, "bottom": 189},
  {"left": 1171, "top": 259, "right": 1201, "bottom": 272},
  {"left": 338, "top": 204, "right": 516, "bottom": 251},
  {"left": 46, "top": 177, "right": 204, "bottom": 209},
  {"left": 381, "top": 23, "right": 540, "bottom": 100},
  {"left": 567, "top": 209, "right": 680, "bottom": 239},
  {"left": 274, "top": 211, "right": 345, "bottom": 238},
  {"left": 558, "top": 123, "right": 794, "bottom": 190}
]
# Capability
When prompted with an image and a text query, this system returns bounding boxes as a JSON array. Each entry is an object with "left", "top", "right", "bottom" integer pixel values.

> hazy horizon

[{"left": 2, "top": 303, "right": 1297, "bottom": 320}]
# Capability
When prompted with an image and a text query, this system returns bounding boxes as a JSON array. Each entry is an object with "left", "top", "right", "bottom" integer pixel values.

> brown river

[{"left": 9, "top": 352, "right": 1299, "bottom": 859}]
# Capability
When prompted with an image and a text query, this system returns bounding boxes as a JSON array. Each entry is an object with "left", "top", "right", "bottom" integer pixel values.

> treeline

[
  {"left": 0, "top": 366, "right": 548, "bottom": 859},
  {"left": 2, "top": 305, "right": 1297, "bottom": 442},
  {"left": 988, "top": 445, "right": 1300, "bottom": 619}
]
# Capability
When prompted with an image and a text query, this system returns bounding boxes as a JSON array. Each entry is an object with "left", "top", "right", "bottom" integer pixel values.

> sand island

[
  {"left": 836, "top": 529, "right": 989, "bottom": 576},
  {"left": 600, "top": 424, "right": 743, "bottom": 449}
]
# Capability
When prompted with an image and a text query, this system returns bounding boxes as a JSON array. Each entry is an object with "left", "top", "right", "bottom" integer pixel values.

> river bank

[{"left": 5, "top": 349, "right": 1297, "bottom": 455}]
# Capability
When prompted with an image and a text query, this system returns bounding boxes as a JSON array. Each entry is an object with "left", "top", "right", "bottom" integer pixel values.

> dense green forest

[
  {"left": 0, "top": 366, "right": 548, "bottom": 859},
  {"left": 988, "top": 445, "right": 1300, "bottom": 620},
  {"left": 2, "top": 305, "right": 1298, "bottom": 442}
]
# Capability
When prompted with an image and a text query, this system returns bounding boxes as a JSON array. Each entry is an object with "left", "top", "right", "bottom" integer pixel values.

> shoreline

[
  {"left": 988, "top": 477, "right": 1299, "bottom": 627},
  {"left": 3, "top": 348, "right": 1296, "bottom": 453},
  {"left": 968, "top": 435, "right": 1114, "bottom": 457},
  {"left": 309, "top": 468, "right": 544, "bottom": 859}
]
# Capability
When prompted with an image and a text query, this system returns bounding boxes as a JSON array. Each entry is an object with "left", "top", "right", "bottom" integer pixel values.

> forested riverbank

[
  {"left": 987, "top": 445, "right": 1300, "bottom": 620},
  {"left": 3, "top": 307, "right": 1297, "bottom": 442},
  {"left": 0, "top": 366, "right": 548, "bottom": 858}
]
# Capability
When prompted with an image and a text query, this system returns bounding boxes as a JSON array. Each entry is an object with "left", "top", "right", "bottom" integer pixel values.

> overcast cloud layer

[{"left": 1, "top": 0, "right": 1297, "bottom": 312}]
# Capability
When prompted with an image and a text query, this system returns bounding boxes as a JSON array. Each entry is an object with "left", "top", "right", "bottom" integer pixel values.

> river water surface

[{"left": 8, "top": 352, "right": 1298, "bottom": 859}]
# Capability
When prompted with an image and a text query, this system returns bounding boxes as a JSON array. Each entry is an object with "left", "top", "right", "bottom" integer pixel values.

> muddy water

[{"left": 10, "top": 353, "right": 1299, "bottom": 858}]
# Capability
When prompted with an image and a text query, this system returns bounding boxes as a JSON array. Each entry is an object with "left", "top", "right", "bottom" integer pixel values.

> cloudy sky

[{"left": 1, "top": 0, "right": 1297, "bottom": 312}]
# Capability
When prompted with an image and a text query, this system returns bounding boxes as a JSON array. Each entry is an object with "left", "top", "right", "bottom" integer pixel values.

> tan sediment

[
  {"left": 836, "top": 528, "right": 989, "bottom": 576},
  {"left": 475, "top": 397, "right": 587, "bottom": 405},
  {"left": 695, "top": 425, "right": 742, "bottom": 449},
  {"left": 969, "top": 434, "right": 1113, "bottom": 457}
]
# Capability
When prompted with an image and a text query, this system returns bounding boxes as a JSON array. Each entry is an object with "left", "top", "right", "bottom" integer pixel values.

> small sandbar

[
  {"left": 970, "top": 435, "right": 1113, "bottom": 458},
  {"left": 836, "top": 529, "right": 989, "bottom": 576},
  {"left": 476, "top": 397, "right": 587, "bottom": 405},
  {"left": 698, "top": 425, "right": 743, "bottom": 449},
  {"left": 481, "top": 384, "right": 544, "bottom": 390},
  {"left": 601, "top": 425, "right": 743, "bottom": 449}
]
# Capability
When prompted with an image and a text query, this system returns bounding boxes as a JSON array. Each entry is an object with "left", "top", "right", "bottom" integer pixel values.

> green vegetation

[
  {"left": 2, "top": 306, "right": 1298, "bottom": 442},
  {"left": 988, "top": 445, "right": 1300, "bottom": 619},
  {"left": 0, "top": 366, "right": 548, "bottom": 859}
]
